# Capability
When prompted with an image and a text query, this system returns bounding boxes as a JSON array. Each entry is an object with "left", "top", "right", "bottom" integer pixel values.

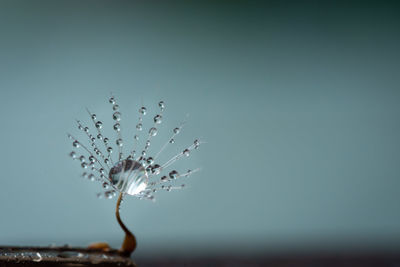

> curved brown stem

[{"left": 116, "top": 192, "right": 137, "bottom": 257}]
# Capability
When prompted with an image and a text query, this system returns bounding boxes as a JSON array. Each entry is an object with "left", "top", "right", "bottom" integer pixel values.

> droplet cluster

[{"left": 69, "top": 96, "right": 202, "bottom": 201}]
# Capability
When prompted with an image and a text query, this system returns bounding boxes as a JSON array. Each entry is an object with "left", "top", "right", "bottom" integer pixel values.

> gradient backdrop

[{"left": 0, "top": 0, "right": 400, "bottom": 259}]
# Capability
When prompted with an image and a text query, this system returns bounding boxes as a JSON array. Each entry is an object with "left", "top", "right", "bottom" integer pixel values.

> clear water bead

[
  {"left": 158, "top": 101, "right": 165, "bottom": 110},
  {"left": 136, "top": 123, "right": 142, "bottom": 131},
  {"left": 116, "top": 138, "right": 123, "bottom": 147},
  {"left": 95, "top": 121, "right": 103, "bottom": 129},
  {"left": 139, "top": 107, "right": 147, "bottom": 115},
  {"left": 169, "top": 138, "right": 175, "bottom": 144},
  {"left": 194, "top": 139, "right": 200, "bottom": 148},
  {"left": 109, "top": 97, "right": 115, "bottom": 104},
  {"left": 183, "top": 149, "right": 190, "bottom": 157},
  {"left": 72, "top": 141, "right": 80, "bottom": 148},
  {"left": 113, "top": 104, "right": 119, "bottom": 111},
  {"left": 69, "top": 151, "right": 77, "bottom": 159},
  {"left": 107, "top": 147, "right": 113, "bottom": 153},
  {"left": 91, "top": 114, "right": 97, "bottom": 120},
  {"left": 109, "top": 159, "right": 148, "bottom": 196},
  {"left": 154, "top": 115, "right": 162, "bottom": 124},
  {"left": 113, "top": 112, "right": 121, "bottom": 121},
  {"left": 149, "top": 127, "right": 157, "bottom": 136},
  {"left": 173, "top": 127, "right": 180, "bottom": 134},
  {"left": 169, "top": 170, "right": 179, "bottom": 179},
  {"left": 113, "top": 123, "right": 121, "bottom": 131}
]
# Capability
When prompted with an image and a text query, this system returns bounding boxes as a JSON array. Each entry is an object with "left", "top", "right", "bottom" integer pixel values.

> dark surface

[
  {"left": 136, "top": 253, "right": 400, "bottom": 267},
  {"left": 2, "top": 247, "right": 400, "bottom": 266},
  {"left": 0, "top": 246, "right": 136, "bottom": 267}
]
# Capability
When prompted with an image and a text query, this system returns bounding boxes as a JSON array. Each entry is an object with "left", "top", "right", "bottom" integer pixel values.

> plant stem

[{"left": 116, "top": 192, "right": 136, "bottom": 256}]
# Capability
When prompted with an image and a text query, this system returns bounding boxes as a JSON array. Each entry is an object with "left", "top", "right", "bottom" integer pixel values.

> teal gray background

[{"left": 0, "top": 0, "right": 399, "bottom": 257}]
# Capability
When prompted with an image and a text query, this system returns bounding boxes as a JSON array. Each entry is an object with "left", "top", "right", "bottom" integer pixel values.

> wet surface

[{"left": 0, "top": 246, "right": 136, "bottom": 266}]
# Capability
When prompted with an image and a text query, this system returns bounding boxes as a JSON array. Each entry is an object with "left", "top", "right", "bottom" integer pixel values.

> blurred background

[{"left": 0, "top": 0, "right": 400, "bottom": 263}]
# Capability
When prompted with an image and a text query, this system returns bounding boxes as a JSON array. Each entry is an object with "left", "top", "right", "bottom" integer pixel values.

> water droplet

[
  {"left": 81, "top": 162, "right": 88, "bottom": 169},
  {"left": 88, "top": 174, "right": 95, "bottom": 181},
  {"left": 183, "top": 149, "right": 190, "bottom": 157},
  {"left": 136, "top": 123, "right": 143, "bottom": 131},
  {"left": 154, "top": 114, "right": 162, "bottom": 124},
  {"left": 104, "top": 137, "right": 109, "bottom": 144},
  {"left": 169, "top": 170, "right": 179, "bottom": 179},
  {"left": 161, "top": 175, "right": 168, "bottom": 181},
  {"left": 97, "top": 134, "right": 103, "bottom": 140},
  {"left": 91, "top": 114, "right": 97, "bottom": 120},
  {"left": 146, "top": 157, "right": 154, "bottom": 165},
  {"left": 173, "top": 127, "right": 180, "bottom": 134},
  {"left": 99, "top": 168, "right": 105, "bottom": 174},
  {"left": 113, "top": 112, "right": 121, "bottom": 121},
  {"left": 113, "top": 104, "right": 119, "bottom": 111},
  {"left": 149, "top": 127, "right": 157, "bottom": 136},
  {"left": 134, "top": 135, "right": 139, "bottom": 140},
  {"left": 33, "top": 252, "right": 42, "bottom": 262},
  {"left": 105, "top": 191, "right": 114, "bottom": 199},
  {"left": 113, "top": 123, "right": 121, "bottom": 131},
  {"left": 102, "top": 182, "right": 109, "bottom": 189},
  {"left": 84, "top": 127, "right": 89, "bottom": 133},
  {"left": 104, "top": 158, "right": 109, "bottom": 164},
  {"left": 69, "top": 151, "right": 77, "bottom": 159},
  {"left": 95, "top": 121, "right": 103, "bottom": 129},
  {"left": 194, "top": 139, "right": 200, "bottom": 148},
  {"left": 79, "top": 155, "right": 85, "bottom": 162},
  {"left": 109, "top": 160, "right": 148, "bottom": 195},
  {"left": 109, "top": 97, "right": 115, "bottom": 104},
  {"left": 139, "top": 107, "right": 147, "bottom": 115},
  {"left": 116, "top": 138, "right": 123, "bottom": 147},
  {"left": 152, "top": 164, "right": 161, "bottom": 175},
  {"left": 82, "top": 172, "right": 88, "bottom": 178},
  {"left": 169, "top": 138, "right": 175, "bottom": 144},
  {"left": 141, "top": 150, "right": 146, "bottom": 157},
  {"left": 107, "top": 147, "right": 113, "bottom": 153},
  {"left": 89, "top": 156, "right": 96, "bottom": 163},
  {"left": 73, "top": 141, "right": 80, "bottom": 148},
  {"left": 159, "top": 101, "right": 165, "bottom": 110}
]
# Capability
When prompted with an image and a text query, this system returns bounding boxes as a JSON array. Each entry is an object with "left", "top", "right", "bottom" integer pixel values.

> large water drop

[{"left": 109, "top": 159, "right": 148, "bottom": 195}]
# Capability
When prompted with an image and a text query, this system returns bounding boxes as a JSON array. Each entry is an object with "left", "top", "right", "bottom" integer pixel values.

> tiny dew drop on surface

[
  {"left": 173, "top": 127, "right": 180, "bottom": 134},
  {"left": 95, "top": 121, "right": 103, "bottom": 129}
]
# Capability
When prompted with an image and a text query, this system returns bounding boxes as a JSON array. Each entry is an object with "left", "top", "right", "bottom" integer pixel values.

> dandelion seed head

[{"left": 69, "top": 96, "right": 202, "bottom": 200}]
